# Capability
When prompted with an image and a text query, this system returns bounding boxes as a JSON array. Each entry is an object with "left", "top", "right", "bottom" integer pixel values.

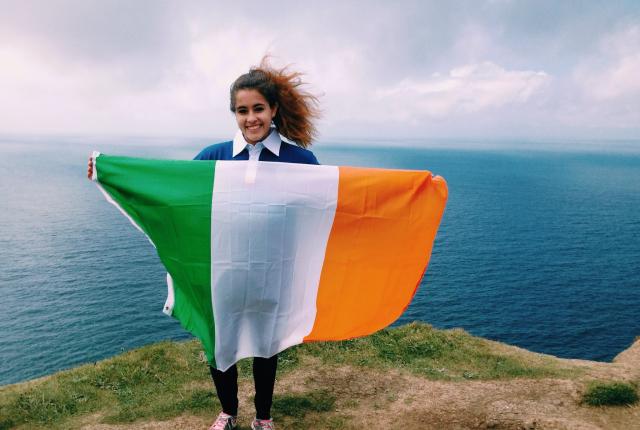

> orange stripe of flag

[{"left": 304, "top": 166, "right": 448, "bottom": 341}]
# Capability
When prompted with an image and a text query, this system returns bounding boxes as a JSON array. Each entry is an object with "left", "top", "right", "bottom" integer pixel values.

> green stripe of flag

[{"left": 96, "top": 154, "right": 217, "bottom": 365}]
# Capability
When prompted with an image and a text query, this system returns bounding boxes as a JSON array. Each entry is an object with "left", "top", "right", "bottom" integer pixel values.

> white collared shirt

[
  {"left": 232, "top": 127, "right": 282, "bottom": 160},
  {"left": 246, "top": 142, "right": 264, "bottom": 161}
]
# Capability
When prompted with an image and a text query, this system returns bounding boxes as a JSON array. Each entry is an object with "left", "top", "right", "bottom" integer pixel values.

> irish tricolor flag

[{"left": 91, "top": 152, "right": 447, "bottom": 370}]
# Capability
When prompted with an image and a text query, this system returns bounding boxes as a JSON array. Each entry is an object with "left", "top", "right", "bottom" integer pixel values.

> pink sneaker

[
  {"left": 251, "top": 417, "right": 275, "bottom": 430},
  {"left": 209, "top": 412, "right": 237, "bottom": 430}
]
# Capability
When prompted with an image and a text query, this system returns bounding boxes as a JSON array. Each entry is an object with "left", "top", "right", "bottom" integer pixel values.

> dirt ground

[{"left": 79, "top": 338, "right": 640, "bottom": 430}]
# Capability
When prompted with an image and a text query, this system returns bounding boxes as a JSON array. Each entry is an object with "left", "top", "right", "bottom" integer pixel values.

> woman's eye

[
  {"left": 255, "top": 107, "right": 264, "bottom": 112},
  {"left": 237, "top": 109, "right": 248, "bottom": 114}
]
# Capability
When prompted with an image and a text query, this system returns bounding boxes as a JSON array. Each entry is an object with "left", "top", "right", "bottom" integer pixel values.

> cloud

[
  {"left": 0, "top": 1, "right": 638, "bottom": 139},
  {"left": 374, "top": 61, "right": 550, "bottom": 120},
  {"left": 574, "top": 25, "right": 640, "bottom": 101},
  {"left": 556, "top": 24, "right": 640, "bottom": 131}
]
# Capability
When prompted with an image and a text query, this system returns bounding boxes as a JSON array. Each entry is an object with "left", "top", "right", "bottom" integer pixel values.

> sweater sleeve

[
  {"left": 193, "top": 148, "right": 210, "bottom": 160},
  {"left": 308, "top": 152, "right": 320, "bottom": 165},
  {"left": 193, "top": 147, "right": 215, "bottom": 160},
  {"left": 193, "top": 142, "right": 234, "bottom": 161}
]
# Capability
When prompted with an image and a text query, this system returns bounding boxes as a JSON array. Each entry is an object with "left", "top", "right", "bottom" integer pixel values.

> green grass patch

[
  {"left": 271, "top": 390, "right": 337, "bottom": 429},
  {"left": 582, "top": 381, "right": 639, "bottom": 406},
  {"left": 272, "top": 390, "right": 335, "bottom": 419},
  {"left": 0, "top": 340, "right": 213, "bottom": 429},
  {"left": 0, "top": 339, "right": 305, "bottom": 430},
  {"left": 0, "top": 322, "right": 582, "bottom": 429},
  {"left": 300, "top": 322, "right": 573, "bottom": 380}
]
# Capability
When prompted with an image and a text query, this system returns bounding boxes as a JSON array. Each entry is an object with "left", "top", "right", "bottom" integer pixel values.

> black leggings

[{"left": 209, "top": 354, "right": 278, "bottom": 420}]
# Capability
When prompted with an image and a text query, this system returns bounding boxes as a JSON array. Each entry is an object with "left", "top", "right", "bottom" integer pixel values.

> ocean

[{"left": 1, "top": 136, "right": 639, "bottom": 386}]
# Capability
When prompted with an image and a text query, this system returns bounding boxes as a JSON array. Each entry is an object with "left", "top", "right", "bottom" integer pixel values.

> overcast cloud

[{"left": 1, "top": 0, "right": 639, "bottom": 140}]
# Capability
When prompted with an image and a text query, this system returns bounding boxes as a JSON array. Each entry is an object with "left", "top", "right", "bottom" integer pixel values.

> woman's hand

[{"left": 87, "top": 155, "right": 93, "bottom": 180}]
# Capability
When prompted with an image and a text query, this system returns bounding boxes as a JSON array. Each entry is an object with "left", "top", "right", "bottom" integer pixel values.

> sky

[{"left": 1, "top": 0, "right": 639, "bottom": 142}]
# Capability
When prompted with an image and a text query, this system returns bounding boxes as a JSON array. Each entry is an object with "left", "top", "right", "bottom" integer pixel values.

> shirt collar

[{"left": 232, "top": 127, "right": 281, "bottom": 157}]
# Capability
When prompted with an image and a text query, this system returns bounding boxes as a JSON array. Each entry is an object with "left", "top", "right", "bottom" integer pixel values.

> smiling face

[{"left": 234, "top": 89, "right": 278, "bottom": 144}]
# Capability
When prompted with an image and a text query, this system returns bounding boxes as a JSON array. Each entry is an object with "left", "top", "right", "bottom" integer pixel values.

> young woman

[
  {"left": 196, "top": 60, "right": 318, "bottom": 430},
  {"left": 87, "top": 59, "right": 321, "bottom": 430},
  {"left": 195, "top": 60, "right": 321, "bottom": 430}
]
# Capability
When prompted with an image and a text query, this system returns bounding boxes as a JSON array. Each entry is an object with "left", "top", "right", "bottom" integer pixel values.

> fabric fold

[{"left": 93, "top": 154, "right": 447, "bottom": 370}]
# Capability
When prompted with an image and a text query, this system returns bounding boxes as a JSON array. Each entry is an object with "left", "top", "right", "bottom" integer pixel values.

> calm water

[{"left": 1, "top": 137, "right": 639, "bottom": 386}]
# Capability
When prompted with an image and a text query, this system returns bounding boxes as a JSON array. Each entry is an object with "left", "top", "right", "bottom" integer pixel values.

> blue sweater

[{"left": 194, "top": 140, "right": 319, "bottom": 165}]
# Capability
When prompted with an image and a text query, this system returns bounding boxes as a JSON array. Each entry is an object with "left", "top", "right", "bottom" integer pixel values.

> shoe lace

[{"left": 210, "top": 412, "right": 235, "bottom": 430}]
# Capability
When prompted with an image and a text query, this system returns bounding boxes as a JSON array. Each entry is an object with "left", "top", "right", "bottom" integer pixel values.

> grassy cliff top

[{"left": 2, "top": 322, "right": 639, "bottom": 430}]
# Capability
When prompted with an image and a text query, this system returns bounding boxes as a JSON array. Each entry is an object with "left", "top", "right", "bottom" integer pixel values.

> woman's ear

[{"left": 271, "top": 103, "right": 278, "bottom": 119}]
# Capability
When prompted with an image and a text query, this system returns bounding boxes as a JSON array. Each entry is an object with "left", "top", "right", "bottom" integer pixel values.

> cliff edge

[{"left": 1, "top": 323, "right": 638, "bottom": 430}]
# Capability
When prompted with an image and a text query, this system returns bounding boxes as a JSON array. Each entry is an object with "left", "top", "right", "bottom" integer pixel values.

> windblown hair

[{"left": 230, "top": 58, "right": 320, "bottom": 148}]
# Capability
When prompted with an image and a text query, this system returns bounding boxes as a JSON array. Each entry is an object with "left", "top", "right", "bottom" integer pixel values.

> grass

[
  {"left": 271, "top": 390, "right": 338, "bottom": 429},
  {"left": 0, "top": 322, "right": 579, "bottom": 429},
  {"left": 0, "top": 341, "right": 213, "bottom": 430},
  {"left": 582, "top": 381, "right": 639, "bottom": 406},
  {"left": 273, "top": 390, "right": 335, "bottom": 418},
  {"left": 301, "top": 322, "right": 574, "bottom": 380}
]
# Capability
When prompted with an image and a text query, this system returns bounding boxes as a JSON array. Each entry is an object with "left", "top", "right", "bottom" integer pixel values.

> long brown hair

[{"left": 230, "top": 58, "right": 320, "bottom": 148}]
